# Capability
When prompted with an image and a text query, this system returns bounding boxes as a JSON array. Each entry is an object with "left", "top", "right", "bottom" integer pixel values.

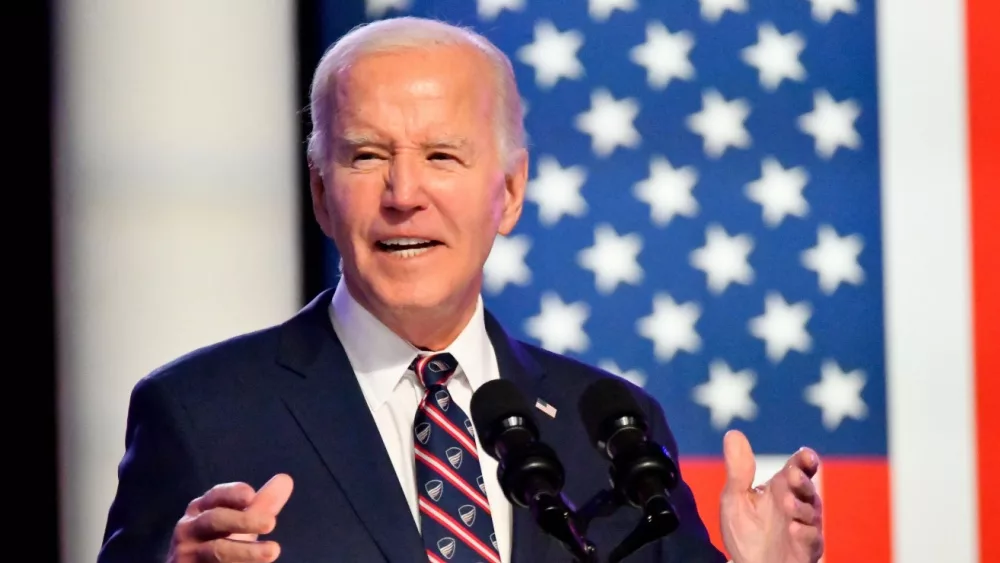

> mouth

[{"left": 375, "top": 237, "right": 444, "bottom": 258}]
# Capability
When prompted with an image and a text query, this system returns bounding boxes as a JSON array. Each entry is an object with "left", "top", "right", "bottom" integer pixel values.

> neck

[{"left": 344, "top": 277, "right": 480, "bottom": 351}]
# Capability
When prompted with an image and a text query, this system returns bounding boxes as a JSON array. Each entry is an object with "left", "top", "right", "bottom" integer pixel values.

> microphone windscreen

[
  {"left": 470, "top": 379, "right": 535, "bottom": 446},
  {"left": 578, "top": 377, "right": 644, "bottom": 448}
]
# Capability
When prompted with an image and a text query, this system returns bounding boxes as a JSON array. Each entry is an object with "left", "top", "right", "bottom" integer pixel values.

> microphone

[
  {"left": 470, "top": 379, "right": 596, "bottom": 562},
  {"left": 578, "top": 377, "right": 681, "bottom": 562}
]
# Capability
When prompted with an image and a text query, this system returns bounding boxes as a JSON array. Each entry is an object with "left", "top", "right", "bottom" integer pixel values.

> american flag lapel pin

[{"left": 534, "top": 398, "right": 557, "bottom": 418}]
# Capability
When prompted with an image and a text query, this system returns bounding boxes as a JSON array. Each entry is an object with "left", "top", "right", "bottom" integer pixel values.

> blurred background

[{"left": 29, "top": 0, "right": 995, "bottom": 561}]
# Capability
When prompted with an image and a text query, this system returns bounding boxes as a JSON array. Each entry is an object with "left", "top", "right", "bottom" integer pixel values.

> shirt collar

[{"left": 328, "top": 277, "right": 493, "bottom": 412}]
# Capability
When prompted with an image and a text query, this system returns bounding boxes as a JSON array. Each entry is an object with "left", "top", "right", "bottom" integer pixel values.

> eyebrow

[
  {"left": 335, "top": 133, "right": 472, "bottom": 152},
  {"left": 423, "top": 137, "right": 471, "bottom": 152},
  {"left": 335, "top": 133, "right": 384, "bottom": 149}
]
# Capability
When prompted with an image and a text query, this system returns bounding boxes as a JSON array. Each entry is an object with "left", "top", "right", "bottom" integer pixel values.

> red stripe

[
  {"left": 968, "top": 0, "right": 1000, "bottom": 560},
  {"left": 416, "top": 355, "right": 432, "bottom": 382},
  {"left": 423, "top": 403, "right": 478, "bottom": 456},
  {"left": 677, "top": 459, "right": 727, "bottom": 556},
  {"left": 415, "top": 445, "right": 491, "bottom": 513},
  {"left": 419, "top": 496, "right": 501, "bottom": 563},
  {"left": 821, "top": 459, "right": 891, "bottom": 563},
  {"left": 680, "top": 457, "right": 893, "bottom": 562},
  {"left": 426, "top": 551, "right": 447, "bottom": 563}
]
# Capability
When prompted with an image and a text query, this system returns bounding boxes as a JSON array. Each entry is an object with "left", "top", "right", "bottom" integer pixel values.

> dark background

[{"left": 21, "top": 0, "right": 58, "bottom": 558}]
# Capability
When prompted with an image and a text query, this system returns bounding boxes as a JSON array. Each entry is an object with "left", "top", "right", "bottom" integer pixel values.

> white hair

[{"left": 307, "top": 17, "right": 526, "bottom": 173}]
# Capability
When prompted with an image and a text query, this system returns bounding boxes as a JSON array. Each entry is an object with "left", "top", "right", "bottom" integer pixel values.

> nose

[{"left": 382, "top": 152, "right": 428, "bottom": 212}]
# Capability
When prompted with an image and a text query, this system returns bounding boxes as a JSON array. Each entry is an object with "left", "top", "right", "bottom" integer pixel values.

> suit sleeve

[
  {"left": 643, "top": 392, "right": 729, "bottom": 563},
  {"left": 97, "top": 375, "right": 208, "bottom": 563}
]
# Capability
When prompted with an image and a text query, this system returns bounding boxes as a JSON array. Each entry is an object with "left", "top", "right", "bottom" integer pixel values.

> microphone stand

[
  {"left": 513, "top": 473, "right": 679, "bottom": 562},
  {"left": 605, "top": 494, "right": 678, "bottom": 563},
  {"left": 525, "top": 487, "right": 598, "bottom": 563},
  {"left": 574, "top": 481, "right": 680, "bottom": 562},
  {"left": 500, "top": 447, "right": 598, "bottom": 563}
]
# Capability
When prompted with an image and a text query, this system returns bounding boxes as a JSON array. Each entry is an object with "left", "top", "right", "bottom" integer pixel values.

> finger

[
  {"left": 196, "top": 538, "right": 280, "bottom": 563},
  {"left": 722, "top": 430, "right": 755, "bottom": 493},
  {"left": 785, "top": 465, "right": 817, "bottom": 502},
  {"left": 789, "top": 521, "right": 824, "bottom": 558},
  {"left": 789, "top": 447, "right": 820, "bottom": 478},
  {"left": 784, "top": 494, "right": 818, "bottom": 525},
  {"left": 247, "top": 473, "right": 294, "bottom": 517},
  {"left": 811, "top": 486, "right": 824, "bottom": 529},
  {"left": 188, "top": 482, "right": 256, "bottom": 516},
  {"left": 187, "top": 507, "right": 277, "bottom": 541}
]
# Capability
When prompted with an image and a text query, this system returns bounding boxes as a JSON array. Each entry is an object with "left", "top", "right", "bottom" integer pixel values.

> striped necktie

[{"left": 411, "top": 353, "right": 500, "bottom": 563}]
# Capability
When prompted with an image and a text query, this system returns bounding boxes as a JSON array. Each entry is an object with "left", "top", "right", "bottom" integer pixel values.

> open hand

[
  {"left": 719, "top": 431, "right": 823, "bottom": 563},
  {"left": 167, "top": 473, "right": 294, "bottom": 562}
]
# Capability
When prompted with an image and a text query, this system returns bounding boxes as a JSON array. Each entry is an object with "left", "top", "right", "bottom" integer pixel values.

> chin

[
  {"left": 368, "top": 277, "right": 459, "bottom": 314},
  {"left": 344, "top": 255, "right": 479, "bottom": 316}
]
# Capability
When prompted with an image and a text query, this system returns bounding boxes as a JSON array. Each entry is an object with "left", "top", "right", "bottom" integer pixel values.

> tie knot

[{"left": 411, "top": 352, "right": 458, "bottom": 388}]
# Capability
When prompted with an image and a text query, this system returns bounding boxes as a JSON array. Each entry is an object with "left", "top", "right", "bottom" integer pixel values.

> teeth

[
  {"left": 388, "top": 246, "right": 433, "bottom": 258},
  {"left": 380, "top": 237, "right": 431, "bottom": 246}
]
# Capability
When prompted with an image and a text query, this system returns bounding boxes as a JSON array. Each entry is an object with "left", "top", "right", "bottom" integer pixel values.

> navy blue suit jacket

[{"left": 98, "top": 289, "right": 728, "bottom": 562}]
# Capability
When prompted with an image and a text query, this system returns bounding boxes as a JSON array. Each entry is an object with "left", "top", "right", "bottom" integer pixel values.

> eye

[
  {"left": 353, "top": 152, "right": 381, "bottom": 162},
  {"left": 428, "top": 152, "right": 457, "bottom": 161}
]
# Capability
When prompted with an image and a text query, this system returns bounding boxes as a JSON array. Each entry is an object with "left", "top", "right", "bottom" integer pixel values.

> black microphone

[
  {"left": 578, "top": 377, "right": 681, "bottom": 562},
  {"left": 470, "top": 379, "right": 596, "bottom": 562}
]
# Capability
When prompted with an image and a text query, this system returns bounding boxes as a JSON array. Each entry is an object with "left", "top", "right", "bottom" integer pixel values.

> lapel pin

[{"left": 534, "top": 398, "right": 557, "bottom": 418}]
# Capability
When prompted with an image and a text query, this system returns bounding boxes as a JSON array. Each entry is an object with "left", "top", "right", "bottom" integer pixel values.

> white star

[
  {"left": 598, "top": 360, "right": 648, "bottom": 388},
  {"left": 629, "top": 22, "right": 695, "bottom": 90},
  {"left": 699, "top": 0, "right": 748, "bottom": 22},
  {"left": 744, "top": 157, "right": 809, "bottom": 227},
  {"left": 526, "top": 155, "right": 588, "bottom": 227},
  {"left": 589, "top": 0, "right": 637, "bottom": 21},
  {"left": 477, "top": 0, "right": 524, "bottom": 20},
  {"left": 364, "top": 0, "right": 410, "bottom": 17},
  {"left": 637, "top": 294, "right": 702, "bottom": 362},
  {"left": 740, "top": 23, "right": 806, "bottom": 91},
  {"left": 516, "top": 21, "right": 584, "bottom": 89},
  {"left": 808, "top": 0, "right": 858, "bottom": 23},
  {"left": 483, "top": 234, "right": 531, "bottom": 294},
  {"left": 686, "top": 89, "right": 751, "bottom": 158},
  {"left": 577, "top": 223, "right": 644, "bottom": 295},
  {"left": 689, "top": 224, "right": 755, "bottom": 294},
  {"left": 805, "top": 359, "right": 867, "bottom": 430},
  {"left": 797, "top": 90, "right": 861, "bottom": 159},
  {"left": 801, "top": 225, "right": 865, "bottom": 294},
  {"left": 748, "top": 292, "right": 812, "bottom": 363},
  {"left": 692, "top": 360, "right": 758, "bottom": 429},
  {"left": 575, "top": 89, "right": 641, "bottom": 157},
  {"left": 633, "top": 156, "right": 699, "bottom": 227},
  {"left": 524, "top": 292, "right": 590, "bottom": 355}
]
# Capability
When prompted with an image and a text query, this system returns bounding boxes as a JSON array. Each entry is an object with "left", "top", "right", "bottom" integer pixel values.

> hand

[
  {"left": 719, "top": 430, "right": 823, "bottom": 563},
  {"left": 167, "top": 473, "right": 294, "bottom": 563}
]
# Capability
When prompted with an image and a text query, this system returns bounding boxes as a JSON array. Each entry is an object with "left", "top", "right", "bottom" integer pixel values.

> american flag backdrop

[{"left": 315, "top": 1, "right": 999, "bottom": 562}]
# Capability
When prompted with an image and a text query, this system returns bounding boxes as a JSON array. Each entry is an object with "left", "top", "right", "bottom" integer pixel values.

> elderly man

[{"left": 98, "top": 16, "right": 823, "bottom": 563}]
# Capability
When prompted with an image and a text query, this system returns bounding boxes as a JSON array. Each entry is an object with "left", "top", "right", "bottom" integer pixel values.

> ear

[
  {"left": 309, "top": 160, "right": 336, "bottom": 239},
  {"left": 498, "top": 149, "right": 528, "bottom": 236}
]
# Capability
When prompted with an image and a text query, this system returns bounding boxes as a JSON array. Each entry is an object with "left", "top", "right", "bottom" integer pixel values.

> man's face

[{"left": 311, "top": 44, "right": 527, "bottom": 323}]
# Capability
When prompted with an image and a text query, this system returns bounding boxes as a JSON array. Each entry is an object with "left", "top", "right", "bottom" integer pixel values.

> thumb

[
  {"left": 249, "top": 473, "right": 295, "bottom": 516},
  {"left": 228, "top": 474, "right": 294, "bottom": 542},
  {"left": 723, "top": 430, "right": 756, "bottom": 493}
]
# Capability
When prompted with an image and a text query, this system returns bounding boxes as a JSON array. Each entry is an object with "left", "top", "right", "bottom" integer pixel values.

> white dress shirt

[{"left": 328, "top": 278, "right": 513, "bottom": 562}]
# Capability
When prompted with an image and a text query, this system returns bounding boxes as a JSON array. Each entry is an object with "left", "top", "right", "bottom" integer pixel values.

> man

[{"left": 98, "top": 16, "right": 823, "bottom": 563}]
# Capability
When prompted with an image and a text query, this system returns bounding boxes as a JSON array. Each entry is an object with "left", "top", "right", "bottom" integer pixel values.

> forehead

[{"left": 331, "top": 45, "right": 497, "bottom": 136}]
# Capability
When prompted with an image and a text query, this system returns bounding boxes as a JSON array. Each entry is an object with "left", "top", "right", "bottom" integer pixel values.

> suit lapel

[
  {"left": 484, "top": 311, "right": 561, "bottom": 563},
  {"left": 274, "top": 290, "right": 423, "bottom": 563}
]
